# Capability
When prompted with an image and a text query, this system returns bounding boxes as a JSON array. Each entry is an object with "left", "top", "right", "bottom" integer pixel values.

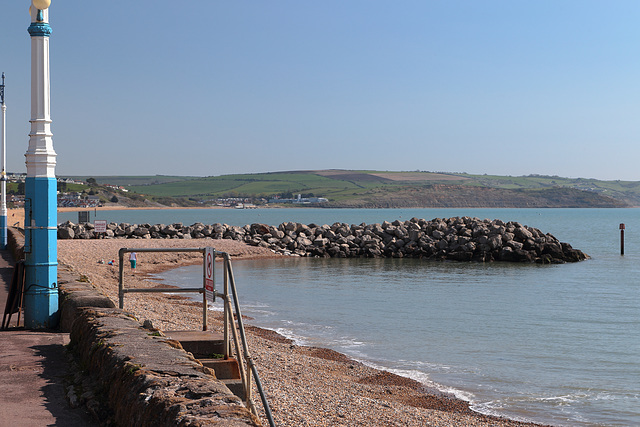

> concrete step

[
  {"left": 165, "top": 330, "right": 245, "bottom": 400},
  {"left": 200, "top": 357, "right": 241, "bottom": 380},
  {"left": 221, "top": 378, "right": 246, "bottom": 401},
  {"left": 164, "top": 330, "right": 225, "bottom": 358}
]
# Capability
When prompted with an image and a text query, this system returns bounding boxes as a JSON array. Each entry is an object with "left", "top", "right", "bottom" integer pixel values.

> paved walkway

[{"left": 0, "top": 248, "right": 94, "bottom": 426}]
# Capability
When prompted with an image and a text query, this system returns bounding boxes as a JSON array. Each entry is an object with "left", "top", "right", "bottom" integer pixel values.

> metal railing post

[
  {"left": 225, "top": 254, "right": 275, "bottom": 427},
  {"left": 118, "top": 248, "right": 125, "bottom": 309},
  {"left": 202, "top": 250, "right": 207, "bottom": 331},
  {"left": 223, "top": 255, "right": 230, "bottom": 359}
]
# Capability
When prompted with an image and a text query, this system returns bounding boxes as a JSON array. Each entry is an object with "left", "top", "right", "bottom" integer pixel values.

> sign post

[
  {"left": 204, "top": 247, "right": 215, "bottom": 303},
  {"left": 94, "top": 219, "right": 107, "bottom": 237}
]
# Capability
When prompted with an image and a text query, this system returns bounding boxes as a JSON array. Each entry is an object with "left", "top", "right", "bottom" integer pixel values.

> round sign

[{"left": 206, "top": 252, "right": 213, "bottom": 278}]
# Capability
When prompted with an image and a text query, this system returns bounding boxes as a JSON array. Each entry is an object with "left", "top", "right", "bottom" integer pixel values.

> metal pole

[
  {"left": 225, "top": 255, "right": 275, "bottom": 427},
  {"left": 620, "top": 223, "right": 625, "bottom": 256},
  {"left": 0, "top": 72, "right": 7, "bottom": 250},
  {"left": 118, "top": 248, "right": 125, "bottom": 309},
  {"left": 202, "top": 249, "right": 207, "bottom": 331},
  {"left": 24, "top": 1, "right": 58, "bottom": 328},
  {"left": 223, "top": 255, "right": 229, "bottom": 358}
]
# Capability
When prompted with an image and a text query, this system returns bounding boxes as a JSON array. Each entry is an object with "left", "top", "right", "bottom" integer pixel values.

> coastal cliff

[{"left": 323, "top": 185, "right": 629, "bottom": 208}]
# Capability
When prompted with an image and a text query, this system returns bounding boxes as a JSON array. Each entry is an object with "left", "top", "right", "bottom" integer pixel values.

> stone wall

[{"left": 7, "top": 227, "right": 24, "bottom": 262}]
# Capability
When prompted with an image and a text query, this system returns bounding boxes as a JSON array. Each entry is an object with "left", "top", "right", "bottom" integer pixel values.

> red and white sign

[
  {"left": 204, "top": 247, "right": 215, "bottom": 302},
  {"left": 94, "top": 220, "right": 107, "bottom": 233}
]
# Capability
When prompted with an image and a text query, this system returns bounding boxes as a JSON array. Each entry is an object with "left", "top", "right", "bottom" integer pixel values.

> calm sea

[{"left": 73, "top": 208, "right": 640, "bottom": 426}]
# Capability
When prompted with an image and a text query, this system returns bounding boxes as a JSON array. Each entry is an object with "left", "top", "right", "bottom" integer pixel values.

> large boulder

[{"left": 58, "top": 226, "right": 75, "bottom": 239}]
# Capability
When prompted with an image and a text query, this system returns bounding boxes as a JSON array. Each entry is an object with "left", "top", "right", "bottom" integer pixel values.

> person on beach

[{"left": 129, "top": 252, "right": 137, "bottom": 273}]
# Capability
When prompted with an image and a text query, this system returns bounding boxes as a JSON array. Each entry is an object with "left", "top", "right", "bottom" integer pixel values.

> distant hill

[
  {"left": 66, "top": 175, "right": 200, "bottom": 186},
  {"left": 457, "top": 173, "right": 640, "bottom": 206},
  {"left": 71, "top": 170, "right": 633, "bottom": 208}
]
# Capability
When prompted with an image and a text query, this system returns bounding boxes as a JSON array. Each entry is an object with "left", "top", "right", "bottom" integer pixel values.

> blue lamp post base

[
  {"left": 23, "top": 285, "right": 58, "bottom": 328},
  {"left": 0, "top": 215, "right": 6, "bottom": 250},
  {"left": 23, "top": 176, "right": 58, "bottom": 329}
]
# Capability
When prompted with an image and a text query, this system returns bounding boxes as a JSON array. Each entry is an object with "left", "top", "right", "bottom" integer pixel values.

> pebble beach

[{"left": 58, "top": 238, "right": 549, "bottom": 426}]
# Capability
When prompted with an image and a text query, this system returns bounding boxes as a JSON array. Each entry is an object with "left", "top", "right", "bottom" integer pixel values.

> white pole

[{"left": 0, "top": 73, "right": 6, "bottom": 249}]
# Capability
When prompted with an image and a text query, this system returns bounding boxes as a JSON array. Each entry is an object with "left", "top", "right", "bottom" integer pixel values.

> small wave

[
  {"left": 517, "top": 389, "right": 628, "bottom": 405},
  {"left": 242, "top": 301, "right": 271, "bottom": 309},
  {"left": 206, "top": 302, "right": 223, "bottom": 312},
  {"left": 355, "top": 359, "right": 475, "bottom": 403},
  {"left": 395, "top": 358, "right": 452, "bottom": 373},
  {"left": 244, "top": 308, "right": 277, "bottom": 316},
  {"left": 274, "top": 328, "right": 308, "bottom": 345},
  {"left": 536, "top": 394, "right": 583, "bottom": 404},
  {"left": 470, "top": 401, "right": 539, "bottom": 424},
  {"left": 469, "top": 401, "right": 506, "bottom": 418},
  {"left": 271, "top": 321, "right": 367, "bottom": 350}
]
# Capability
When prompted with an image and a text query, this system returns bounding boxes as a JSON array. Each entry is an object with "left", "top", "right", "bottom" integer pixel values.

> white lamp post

[
  {"left": 24, "top": 0, "right": 58, "bottom": 328},
  {"left": 0, "top": 73, "right": 6, "bottom": 250}
]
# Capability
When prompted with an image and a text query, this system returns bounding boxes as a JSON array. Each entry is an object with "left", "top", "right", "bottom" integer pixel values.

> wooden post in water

[{"left": 620, "top": 223, "right": 625, "bottom": 256}]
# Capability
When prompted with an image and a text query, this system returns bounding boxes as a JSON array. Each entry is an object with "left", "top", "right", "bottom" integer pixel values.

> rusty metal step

[
  {"left": 164, "top": 330, "right": 225, "bottom": 358},
  {"left": 200, "top": 357, "right": 241, "bottom": 380}
]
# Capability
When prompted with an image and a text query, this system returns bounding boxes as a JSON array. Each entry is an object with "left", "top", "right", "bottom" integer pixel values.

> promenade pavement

[{"left": 0, "top": 248, "right": 95, "bottom": 426}]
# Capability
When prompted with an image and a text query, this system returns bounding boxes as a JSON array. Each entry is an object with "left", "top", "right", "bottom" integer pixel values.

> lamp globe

[{"left": 32, "top": 0, "right": 51, "bottom": 10}]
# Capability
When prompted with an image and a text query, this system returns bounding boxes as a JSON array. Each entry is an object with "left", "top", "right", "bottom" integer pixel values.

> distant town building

[
  {"left": 268, "top": 195, "right": 328, "bottom": 204},
  {"left": 9, "top": 195, "right": 25, "bottom": 207},
  {"left": 105, "top": 184, "right": 129, "bottom": 192},
  {"left": 57, "top": 192, "right": 101, "bottom": 208}
]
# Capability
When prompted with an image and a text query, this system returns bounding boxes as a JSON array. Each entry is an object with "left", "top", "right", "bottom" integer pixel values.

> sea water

[{"left": 91, "top": 208, "right": 640, "bottom": 426}]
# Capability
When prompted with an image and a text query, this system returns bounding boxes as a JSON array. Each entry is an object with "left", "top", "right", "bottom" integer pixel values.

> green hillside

[
  {"left": 67, "top": 175, "right": 200, "bottom": 186},
  {"left": 107, "top": 170, "right": 637, "bottom": 208},
  {"left": 125, "top": 171, "right": 396, "bottom": 200}
]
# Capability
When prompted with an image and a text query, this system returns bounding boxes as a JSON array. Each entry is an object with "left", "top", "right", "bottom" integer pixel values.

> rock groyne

[{"left": 58, "top": 217, "right": 588, "bottom": 263}]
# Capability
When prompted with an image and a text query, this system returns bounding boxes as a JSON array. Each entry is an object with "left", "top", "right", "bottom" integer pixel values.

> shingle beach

[{"left": 58, "top": 238, "right": 548, "bottom": 427}]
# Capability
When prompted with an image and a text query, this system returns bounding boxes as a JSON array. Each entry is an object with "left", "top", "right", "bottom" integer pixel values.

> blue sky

[{"left": 1, "top": 1, "right": 640, "bottom": 180}]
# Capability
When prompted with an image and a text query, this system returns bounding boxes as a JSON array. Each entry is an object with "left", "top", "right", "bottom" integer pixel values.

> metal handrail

[
  {"left": 118, "top": 247, "right": 209, "bottom": 330},
  {"left": 117, "top": 247, "right": 275, "bottom": 427},
  {"left": 221, "top": 253, "right": 275, "bottom": 425}
]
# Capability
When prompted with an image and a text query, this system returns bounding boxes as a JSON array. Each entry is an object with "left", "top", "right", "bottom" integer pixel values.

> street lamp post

[
  {"left": 24, "top": 0, "right": 58, "bottom": 328},
  {"left": 0, "top": 72, "right": 7, "bottom": 250}
]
